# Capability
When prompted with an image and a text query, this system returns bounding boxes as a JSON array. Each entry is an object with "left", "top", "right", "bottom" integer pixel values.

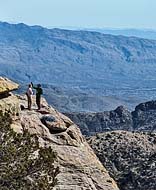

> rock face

[
  {"left": 65, "top": 106, "right": 133, "bottom": 136},
  {"left": 18, "top": 96, "right": 119, "bottom": 190},
  {"left": 0, "top": 94, "right": 19, "bottom": 116},
  {"left": 132, "top": 100, "right": 156, "bottom": 131},
  {"left": 0, "top": 77, "right": 119, "bottom": 190},
  {"left": 0, "top": 77, "right": 19, "bottom": 95},
  {"left": 0, "top": 77, "right": 19, "bottom": 116},
  {"left": 88, "top": 131, "right": 156, "bottom": 190},
  {"left": 65, "top": 101, "right": 156, "bottom": 136}
]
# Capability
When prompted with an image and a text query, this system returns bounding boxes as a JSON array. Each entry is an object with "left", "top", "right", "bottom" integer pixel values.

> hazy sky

[{"left": 0, "top": 0, "right": 155, "bottom": 29}]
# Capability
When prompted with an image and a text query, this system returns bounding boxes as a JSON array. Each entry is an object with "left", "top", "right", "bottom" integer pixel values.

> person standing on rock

[
  {"left": 31, "top": 82, "right": 43, "bottom": 110},
  {"left": 26, "top": 84, "right": 33, "bottom": 110}
]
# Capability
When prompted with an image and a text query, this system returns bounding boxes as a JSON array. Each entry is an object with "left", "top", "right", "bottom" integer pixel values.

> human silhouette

[
  {"left": 31, "top": 82, "right": 43, "bottom": 110},
  {"left": 26, "top": 84, "right": 33, "bottom": 110}
]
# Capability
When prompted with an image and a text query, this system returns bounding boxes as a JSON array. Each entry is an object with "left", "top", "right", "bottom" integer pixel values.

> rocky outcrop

[
  {"left": 18, "top": 95, "right": 119, "bottom": 190},
  {"left": 0, "top": 77, "right": 19, "bottom": 95},
  {"left": 0, "top": 77, "right": 19, "bottom": 116},
  {"left": 65, "top": 106, "right": 133, "bottom": 136},
  {"left": 132, "top": 100, "right": 156, "bottom": 131},
  {"left": 0, "top": 77, "right": 119, "bottom": 190},
  {"left": 0, "top": 94, "right": 19, "bottom": 116},
  {"left": 65, "top": 100, "right": 156, "bottom": 136},
  {"left": 88, "top": 131, "right": 156, "bottom": 190}
]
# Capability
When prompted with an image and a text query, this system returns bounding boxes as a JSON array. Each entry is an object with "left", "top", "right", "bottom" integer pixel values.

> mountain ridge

[
  {"left": 65, "top": 100, "right": 156, "bottom": 136},
  {"left": 1, "top": 21, "right": 156, "bottom": 112},
  {"left": 1, "top": 21, "right": 156, "bottom": 85}
]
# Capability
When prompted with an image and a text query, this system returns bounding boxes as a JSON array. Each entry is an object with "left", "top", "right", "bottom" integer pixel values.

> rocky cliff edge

[{"left": 0, "top": 77, "right": 119, "bottom": 190}]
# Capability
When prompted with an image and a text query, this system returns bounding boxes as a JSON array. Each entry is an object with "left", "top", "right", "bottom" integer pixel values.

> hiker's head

[
  {"left": 28, "top": 84, "right": 32, "bottom": 88},
  {"left": 37, "top": 84, "right": 41, "bottom": 88}
]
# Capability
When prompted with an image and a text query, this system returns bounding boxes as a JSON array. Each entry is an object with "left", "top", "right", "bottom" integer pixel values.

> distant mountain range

[
  {"left": 55, "top": 27, "right": 156, "bottom": 40},
  {"left": 1, "top": 21, "right": 156, "bottom": 112},
  {"left": 84, "top": 28, "right": 156, "bottom": 40}
]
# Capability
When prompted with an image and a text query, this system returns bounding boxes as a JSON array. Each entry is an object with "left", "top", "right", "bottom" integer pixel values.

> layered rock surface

[
  {"left": 65, "top": 101, "right": 156, "bottom": 136},
  {"left": 0, "top": 77, "right": 19, "bottom": 95},
  {"left": 0, "top": 77, "right": 119, "bottom": 190},
  {"left": 0, "top": 77, "right": 19, "bottom": 116},
  {"left": 88, "top": 131, "right": 156, "bottom": 190}
]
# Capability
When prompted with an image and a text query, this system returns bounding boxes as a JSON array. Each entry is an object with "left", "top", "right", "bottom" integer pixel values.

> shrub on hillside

[{"left": 0, "top": 112, "right": 59, "bottom": 190}]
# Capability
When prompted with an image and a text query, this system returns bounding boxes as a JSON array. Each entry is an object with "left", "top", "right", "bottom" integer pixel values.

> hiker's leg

[
  {"left": 36, "top": 96, "right": 41, "bottom": 110},
  {"left": 28, "top": 96, "right": 32, "bottom": 110},
  {"left": 28, "top": 96, "right": 31, "bottom": 110},
  {"left": 26, "top": 95, "right": 28, "bottom": 108},
  {"left": 38, "top": 97, "right": 41, "bottom": 109},
  {"left": 29, "top": 97, "right": 32, "bottom": 110}
]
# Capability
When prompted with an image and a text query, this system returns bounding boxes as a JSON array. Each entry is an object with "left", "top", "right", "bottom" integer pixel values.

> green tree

[{"left": 0, "top": 112, "right": 59, "bottom": 190}]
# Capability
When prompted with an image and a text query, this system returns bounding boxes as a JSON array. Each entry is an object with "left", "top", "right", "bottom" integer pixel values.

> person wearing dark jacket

[{"left": 31, "top": 82, "right": 43, "bottom": 110}]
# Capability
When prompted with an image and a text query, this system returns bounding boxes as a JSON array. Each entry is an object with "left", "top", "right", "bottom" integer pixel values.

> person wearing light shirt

[{"left": 26, "top": 84, "right": 33, "bottom": 110}]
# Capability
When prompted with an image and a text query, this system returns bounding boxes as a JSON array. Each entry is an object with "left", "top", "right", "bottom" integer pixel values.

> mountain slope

[
  {"left": 1, "top": 22, "right": 156, "bottom": 112},
  {"left": 86, "top": 28, "right": 156, "bottom": 40},
  {"left": 88, "top": 131, "right": 156, "bottom": 190},
  {"left": 1, "top": 21, "right": 156, "bottom": 86}
]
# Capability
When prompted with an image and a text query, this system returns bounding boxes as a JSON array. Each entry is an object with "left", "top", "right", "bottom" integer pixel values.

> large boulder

[
  {"left": 0, "top": 77, "right": 20, "bottom": 132},
  {"left": 0, "top": 77, "right": 19, "bottom": 95},
  {"left": 41, "top": 115, "right": 67, "bottom": 133},
  {"left": 0, "top": 94, "right": 19, "bottom": 116},
  {"left": 0, "top": 77, "right": 19, "bottom": 116}
]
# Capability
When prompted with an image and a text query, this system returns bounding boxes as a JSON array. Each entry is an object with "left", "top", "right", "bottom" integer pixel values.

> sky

[{"left": 0, "top": 0, "right": 155, "bottom": 29}]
